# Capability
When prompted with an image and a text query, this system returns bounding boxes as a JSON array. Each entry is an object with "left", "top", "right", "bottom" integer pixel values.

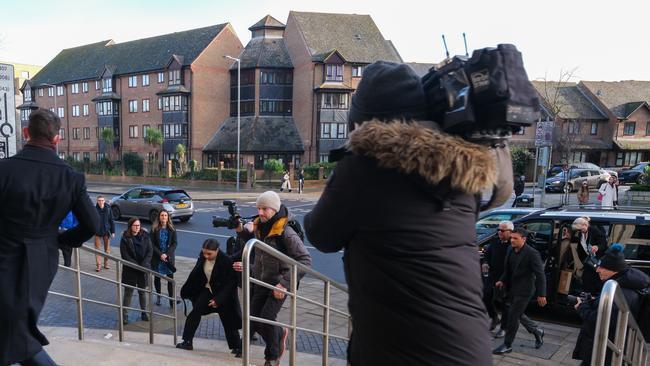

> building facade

[{"left": 1, "top": 61, "right": 43, "bottom": 151}]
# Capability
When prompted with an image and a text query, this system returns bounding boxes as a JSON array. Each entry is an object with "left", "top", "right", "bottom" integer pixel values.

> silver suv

[{"left": 110, "top": 186, "right": 194, "bottom": 223}]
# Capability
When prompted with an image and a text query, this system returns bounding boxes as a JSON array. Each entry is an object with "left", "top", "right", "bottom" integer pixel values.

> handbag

[{"left": 597, "top": 192, "right": 603, "bottom": 201}]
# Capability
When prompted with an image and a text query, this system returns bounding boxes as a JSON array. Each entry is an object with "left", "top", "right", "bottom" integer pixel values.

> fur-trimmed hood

[{"left": 346, "top": 120, "right": 497, "bottom": 194}]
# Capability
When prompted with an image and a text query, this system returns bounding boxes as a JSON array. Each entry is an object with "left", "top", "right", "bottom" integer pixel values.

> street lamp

[{"left": 224, "top": 55, "right": 241, "bottom": 191}]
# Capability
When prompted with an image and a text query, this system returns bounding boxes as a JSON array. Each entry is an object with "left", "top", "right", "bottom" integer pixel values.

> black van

[{"left": 478, "top": 206, "right": 650, "bottom": 307}]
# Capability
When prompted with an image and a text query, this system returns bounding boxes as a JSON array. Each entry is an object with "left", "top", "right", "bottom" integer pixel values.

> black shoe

[
  {"left": 233, "top": 348, "right": 242, "bottom": 358},
  {"left": 493, "top": 344, "right": 512, "bottom": 355},
  {"left": 534, "top": 329, "right": 544, "bottom": 349},
  {"left": 176, "top": 340, "right": 193, "bottom": 350},
  {"left": 489, "top": 317, "right": 500, "bottom": 331},
  {"left": 156, "top": 296, "right": 161, "bottom": 306},
  {"left": 141, "top": 312, "right": 149, "bottom": 321},
  {"left": 495, "top": 329, "right": 506, "bottom": 338}
]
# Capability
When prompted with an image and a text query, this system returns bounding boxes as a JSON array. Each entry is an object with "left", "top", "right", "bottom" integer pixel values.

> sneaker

[
  {"left": 141, "top": 312, "right": 149, "bottom": 321},
  {"left": 534, "top": 328, "right": 544, "bottom": 349},
  {"left": 176, "top": 340, "right": 193, "bottom": 350},
  {"left": 492, "top": 344, "right": 512, "bottom": 355},
  {"left": 494, "top": 329, "right": 506, "bottom": 338},
  {"left": 278, "top": 327, "right": 289, "bottom": 359}
]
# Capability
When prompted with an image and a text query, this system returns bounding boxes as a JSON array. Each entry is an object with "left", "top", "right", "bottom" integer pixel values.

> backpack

[
  {"left": 636, "top": 287, "right": 650, "bottom": 340},
  {"left": 277, "top": 219, "right": 305, "bottom": 255}
]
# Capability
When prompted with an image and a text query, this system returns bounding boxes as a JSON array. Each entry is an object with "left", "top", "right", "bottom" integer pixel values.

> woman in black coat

[
  {"left": 571, "top": 217, "right": 608, "bottom": 293},
  {"left": 150, "top": 210, "right": 178, "bottom": 307},
  {"left": 120, "top": 217, "right": 153, "bottom": 324},
  {"left": 176, "top": 239, "right": 242, "bottom": 356}
]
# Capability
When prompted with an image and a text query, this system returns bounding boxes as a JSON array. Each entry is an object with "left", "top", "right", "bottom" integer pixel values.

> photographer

[
  {"left": 572, "top": 244, "right": 650, "bottom": 365},
  {"left": 304, "top": 61, "right": 498, "bottom": 365},
  {"left": 232, "top": 191, "right": 311, "bottom": 366}
]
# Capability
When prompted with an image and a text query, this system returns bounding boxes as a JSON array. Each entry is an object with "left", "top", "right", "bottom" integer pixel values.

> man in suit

[
  {"left": 0, "top": 109, "right": 99, "bottom": 366},
  {"left": 482, "top": 220, "right": 514, "bottom": 338},
  {"left": 493, "top": 226, "right": 547, "bottom": 355}
]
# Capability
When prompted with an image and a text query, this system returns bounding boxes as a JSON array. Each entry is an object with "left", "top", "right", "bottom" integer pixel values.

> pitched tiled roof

[
  {"left": 203, "top": 116, "right": 304, "bottom": 153},
  {"left": 531, "top": 81, "right": 606, "bottom": 120},
  {"left": 249, "top": 15, "right": 286, "bottom": 31},
  {"left": 236, "top": 38, "right": 293, "bottom": 70},
  {"left": 579, "top": 80, "right": 650, "bottom": 119},
  {"left": 289, "top": 11, "right": 402, "bottom": 64},
  {"left": 31, "top": 24, "right": 229, "bottom": 86},
  {"left": 405, "top": 62, "right": 435, "bottom": 77}
]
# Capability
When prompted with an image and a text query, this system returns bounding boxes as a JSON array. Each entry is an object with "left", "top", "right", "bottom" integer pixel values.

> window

[
  {"left": 73, "top": 152, "right": 80, "bottom": 162},
  {"left": 162, "top": 95, "right": 187, "bottom": 111},
  {"left": 82, "top": 104, "right": 89, "bottom": 116},
  {"left": 568, "top": 121, "right": 579, "bottom": 134},
  {"left": 72, "top": 128, "right": 80, "bottom": 140},
  {"left": 21, "top": 71, "right": 29, "bottom": 79},
  {"left": 169, "top": 69, "right": 181, "bottom": 85},
  {"left": 71, "top": 105, "right": 80, "bottom": 117},
  {"left": 38, "top": 88, "right": 43, "bottom": 97},
  {"left": 646, "top": 122, "right": 650, "bottom": 135},
  {"left": 58, "top": 152, "right": 66, "bottom": 159},
  {"left": 82, "top": 82, "right": 88, "bottom": 93},
  {"left": 102, "top": 78, "right": 112, "bottom": 93},
  {"left": 20, "top": 109, "right": 31, "bottom": 121},
  {"left": 260, "top": 70, "right": 293, "bottom": 84},
  {"left": 57, "top": 107, "right": 65, "bottom": 118},
  {"left": 624, "top": 122, "right": 636, "bottom": 135},
  {"left": 95, "top": 80, "right": 100, "bottom": 90},
  {"left": 96, "top": 153, "right": 106, "bottom": 161},
  {"left": 129, "top": 100, "right": 138, "bottom": 113},
  {"left": 515, "top": 127, "right": 525, "bottom": 135},
  {"left": 143, "top": 124, "right": 150, "bottom": 138},
  {"left": 129, "top": 125, "right": 138, "bottom": 138},
  {"left": 96, "top": 101, "right": 114, "bottom": 116},
  {"left": 71, "top": 83, "right": 79, "bottom": 94},
  {"left": 319, "top": 154, "right": 329, "bottom": 163},
  {"left": 590, "top": 122, "right": 598, "bottom": 135},
  {"left": 142, "top": 74, "right": 150, "bottom": 86},
  {"left": 59, "top": 128, "right": 65, "bottom": 140},
  {"left": 352, "top": 65, "right": 364, "bottom": 77},
  {"left": 320, "top": 122, "right": 348, "bottom": 139},
  {"left": 321, "top": 93, "right": 349, "bottom": 109},
  {"left": 128, "top": 76, "right": 137, "bottom": 88},
  {"left": 142, "top": 99, "right": 150, "bottom": 112},
  {"left": 57, "top": 86, "right": 64, "bottom": 96},
  {"left": 162, "top": 123, "right": 187, "bottom": 138},
  {"left": 83, "top": 152, "right": 90, "bottom": 162},
  {"left": 83, "top": 127, "right": 90, "bottom": 139},
  {"left": 259, "top": 100, "right": 292, "bottom": 115},
  {"left": 325, "top": 64, "right": 344, "bottom": 82},
  {"left": 616, "top": 152, "right": 643, "bottom": 166},
  {"left": 48, "top": 87, "right": 54, "bottom": 97},
  {"left": 157, "top": 72, "right": 164, "bottom": 83},
  {"left": 157, "top": 97, "right": 162, "bottom": 110},
  {"left": 24, "top": 89, "right": 32, "bottom": 101}
]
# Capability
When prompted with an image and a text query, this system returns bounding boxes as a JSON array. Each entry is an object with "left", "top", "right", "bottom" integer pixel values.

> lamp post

[{"left": 224, "top": 55, "right": 241, "bottom": 191}]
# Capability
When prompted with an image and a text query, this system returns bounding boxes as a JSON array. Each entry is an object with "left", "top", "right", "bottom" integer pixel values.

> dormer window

[
  {"left": 169, "top": 69, "right": 181, "bottom": 86},
  {"left": 102, "top": 78, "right": 112, "bottom": 93},
  {"left": 325, "top": 64, "right": 343, "bottom": 82},
  {"left": 24, "top": 88, "right": 32, "bottom": 102}
]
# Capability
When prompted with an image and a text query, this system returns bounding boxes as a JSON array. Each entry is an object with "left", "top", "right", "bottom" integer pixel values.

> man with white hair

[{"left": 482, "top": 220, "right": 514, "bottom": 337}]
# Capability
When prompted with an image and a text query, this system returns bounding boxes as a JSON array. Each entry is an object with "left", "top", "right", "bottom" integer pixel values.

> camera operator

[
  {"left": 572, "top": 244, "right": 650, "bottom": 365},
  {"left": 232, "top": 191, "right": 311, "bottom": 366},
  {"left": 571, "top": 217, "right": 607, "bottom": 294}
]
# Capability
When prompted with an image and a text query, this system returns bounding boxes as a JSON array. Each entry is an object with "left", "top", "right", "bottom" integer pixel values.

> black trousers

[
  {"left": 154, "top": 273, "right": 174, "bottom": 303},
  {"left": 251, "top": 284, "right": 286, "bottom": 361},
  {"left": 504, "top": 295, "right": 540, "bottom": 346},
  {"left": 182, "top": 288, "right": 241, "bottom": 350},
  {"left": 483, "top": 280, "right": 508, "bottom": 329}
]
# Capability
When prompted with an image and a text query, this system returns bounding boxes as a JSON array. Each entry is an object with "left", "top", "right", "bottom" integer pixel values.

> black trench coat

[{"left": 0, "top": 145, "right": 98, "bottom": 365}]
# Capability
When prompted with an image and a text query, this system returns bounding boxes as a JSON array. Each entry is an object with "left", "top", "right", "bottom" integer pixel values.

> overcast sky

[{"left": 0, "top": 0, "right": 645, "bottom": 81}]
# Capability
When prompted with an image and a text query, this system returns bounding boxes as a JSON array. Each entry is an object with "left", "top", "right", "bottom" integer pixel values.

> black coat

[
  {"left": 180, "top": 250, "right": 241, "bottom": 326},
  {"left": 0, "top": 145, "right": 99, "bottom": 365},
  {"left": 572, "top": 268, "right": 650, "bottom": 363},
  {"left": 150, "top": 226, "right": 177, "bottom": 271},
  {"left": 575, "top": 226, "right": 608, "bottom": 261},
  {"left": 95, "top": 203, "right": 115, "bottom": 237},
  {"left": 304, "top": 121, "right": 496, "bottom": 366},
  {"left": 119, "top": 230, "right": 153, "bottom": 286},
  {"left": 500, "top": 244, "right": 547, "bottom": 299},
  {"left": 514, "top": 178, "right": 525, "bottom": 196},
  {"left": 484, "top": 237, "right": 510, "bottom": 284}
]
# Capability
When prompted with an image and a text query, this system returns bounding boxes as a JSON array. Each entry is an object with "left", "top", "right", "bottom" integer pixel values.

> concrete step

[{"left": 41, "top": 326, "right": 345, "bottom": 366}]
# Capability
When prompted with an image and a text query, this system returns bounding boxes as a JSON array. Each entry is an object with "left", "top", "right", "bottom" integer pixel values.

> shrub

[
  {"left": 510, "top": 146, "right": 533, "bottom": 176},
  {"left": 122, "top": 152, "right": 143, "bottom": 176},
  {"left": 303, "top": 162, "right": 336, "bottom": 180},
  {"left": 263, "top": 159, "right": 285, "bottom": 179}
]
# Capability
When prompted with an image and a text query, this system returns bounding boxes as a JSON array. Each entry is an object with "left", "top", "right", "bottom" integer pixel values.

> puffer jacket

[{"left": 304, "top": 120, "right": 497, "bottom": 366}]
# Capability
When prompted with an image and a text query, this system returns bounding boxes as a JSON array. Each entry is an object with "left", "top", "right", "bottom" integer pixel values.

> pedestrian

[
  {"left": 176, "top": 239, "right": 242, "bottom": 357},
  {"left": 571, "top": 217, "right": 607, "bottom": 294},
  {"left": 94, "top": 195, "right": 115, "bottom": 272},
  {"left": 279, "top": 170, "right": 292, "bottom": 192},
  {"left": 59, "top": 211, "right": 79, "bottom": 267},
  {"left": 482, "top": 221, "right": 514, "bottom": 338},
  {"left": 0, "top": 109, "right": 99, "bottom": 366},
  {"left": 297, "top": 168, "right": 305, "bottom": 194},
  {"left": 233, "top": 191, "right": 312, "bottom": 366},
  {"left": 512, "top": 175, "right": 525, "bottom": 207},
  {"left": 120, "top": 218, "right": 153, "bottom": 324},
  {"left": 572, "top": 244, "right": 650, "bottom": 365},
  {"left": 598, "top": 176, "right": 617, "bottom": 208},
  {"left": 612, "top": 176, "right": 620, "bottom": 207},
  {"left": 150, "top": 210, "right": 178, "bottom": 307},
  {"left": 493, "top": 226, "right": 546, "bottom": 355},
  {"left": 577, "top": 181, "right": 589, "bottom": 207},
  {"left": 304, "top": 61, "right": 496, "bottom": 365}
]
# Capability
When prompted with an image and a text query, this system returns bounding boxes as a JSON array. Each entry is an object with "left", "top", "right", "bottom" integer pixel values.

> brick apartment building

[
  {"left": 18, "top": 24, "right": 242, "bottom": 163},
  {"left": 204, "top": 11, "right": 402, "bottom": 167}
]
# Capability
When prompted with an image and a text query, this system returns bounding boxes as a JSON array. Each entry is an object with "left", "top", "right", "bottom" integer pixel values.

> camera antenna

[
  {"left": 462, "top": 33, "right": 469, "bottom": 56},
  {"left": 441, "top": 34, "right": 450, "bottom": 58}
]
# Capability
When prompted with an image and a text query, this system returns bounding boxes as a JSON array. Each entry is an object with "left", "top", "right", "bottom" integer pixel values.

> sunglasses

[{"left": 497, "top": 229, "right": 512, "bottom": 233}]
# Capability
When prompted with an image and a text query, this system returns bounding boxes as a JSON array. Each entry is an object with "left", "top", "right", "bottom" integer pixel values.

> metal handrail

[
  {"left": 48, "top": 244, "right": 177, "bottom": 345},
  {"left": 241, "top": 238, "right": 351, "bottom": 366},
  {"left": 591, "top": 279, "right": 647, "bottom": 366}
]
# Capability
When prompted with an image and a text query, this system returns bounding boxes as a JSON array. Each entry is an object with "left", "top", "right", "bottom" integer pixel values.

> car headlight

[{"left": 551, "top": 181, "right": 561, "bottom": 185}]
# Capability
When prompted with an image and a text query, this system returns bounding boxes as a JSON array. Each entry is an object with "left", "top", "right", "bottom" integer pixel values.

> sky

[{"left": 0, "top": 0, "right": 646, "bottom": 82}]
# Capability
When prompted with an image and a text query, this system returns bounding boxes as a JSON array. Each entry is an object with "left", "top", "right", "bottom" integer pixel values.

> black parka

[
  {"left": 119, "top": 230, "right": 153, "bottom": 286},
  {"left": 0, "top": 145, "right": 99, "bottom": 365},
  {"left": 150, "top": 226, "right": 178, "bottom": 271},
  {"left": 304, "top": 121, "right": 497, "bottom": 366}
]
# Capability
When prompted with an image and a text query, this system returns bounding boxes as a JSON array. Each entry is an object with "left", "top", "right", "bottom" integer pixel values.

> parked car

[
  {"left": 477, "top": 206, "right": 650, "bottom": 309},
  {"left": 618, "top": 162, "right": 649, "bottom": 185},
  {"left": 476, "top": 207, "right": 541, "bottom": 239},
  {"left": 110, "top": 186, "right": 194, "bottom": 223},
  {"left": 545, "top": 168, "right": 611, "bottom": 192},
  {"left": 547, "top": 162, "right": 617, "bottom": 179}
]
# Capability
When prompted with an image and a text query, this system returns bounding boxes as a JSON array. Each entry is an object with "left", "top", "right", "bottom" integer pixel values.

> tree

[
  {"left": 100, "top": 127, "right": 116, "bottom": 172},
  {"left": 144, "top": 127, "right": 163, "bottom": 175},
  {"left": 175, "top": 143, "right": 187, "bottom": 176},
  {"left": 511, "top": 146, "right": 534, "bottom": 176}
]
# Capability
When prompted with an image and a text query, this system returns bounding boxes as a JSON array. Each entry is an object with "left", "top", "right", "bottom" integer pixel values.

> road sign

[
  {"left": 535, "top": 121, "right": 554, "bottom": 147},
  {"left": 0, "top": 63, "right": 17, "bottom": 159}
]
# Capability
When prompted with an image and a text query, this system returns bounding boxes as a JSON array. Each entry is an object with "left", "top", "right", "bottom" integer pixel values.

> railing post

[
  {"left": 149, "top": 272, "right": 154, "bottom": 344},
  {"left": 290, "top": 265, "right": 298, "bottom": 366},
  {"left": 172, "top": 279, "right": 177, "bottom": 346},
  {"left": 612, "top": 310, "right": 628, "bottom": 366},
  {"left": 117, "top": 261, "right": 124, "bottom": 342},
  {"left": 322, "top": 281, "right": 330, "bottom": 366},
  {"left": 75, "top": 247, "right": 84, "bottom": 341},
  {"left": 242, "top": 241, "right": 253, "bottom": 366}
]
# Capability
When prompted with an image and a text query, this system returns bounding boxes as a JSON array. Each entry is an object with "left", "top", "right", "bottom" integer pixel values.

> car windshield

[
  {"left": 551, "top": 171, "right": 580, "bottom": 179},
  {"left": 164, "top": 190, "right": 190, "bottom": 201},
  {"left": 631, "top": 163, "right": 648, "bottom": 171}
]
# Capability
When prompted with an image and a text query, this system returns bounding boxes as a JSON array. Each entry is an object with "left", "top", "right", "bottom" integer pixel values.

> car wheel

[
  {"left": 179, "top": 216, "right": 191, "bottom": 223},
  {"left": 149, "top": 210, "right": 159, "bottom": 224},
  {"left": 111, "top": 205, "right": 121, "bottom": 220},
  {"left": 637, "top": 175, "right": 644, "bottom": 184}
]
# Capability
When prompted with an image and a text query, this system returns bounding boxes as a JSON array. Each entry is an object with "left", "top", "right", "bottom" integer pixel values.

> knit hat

[
  {"left": 256, "top": 191, "right": 281, "bottom": 212},
  {"left": 348, "top": 61, "right": 428, "bottom": 131},
  {"left": 598, "top": 243, "right": 627, "bottom": 272}
]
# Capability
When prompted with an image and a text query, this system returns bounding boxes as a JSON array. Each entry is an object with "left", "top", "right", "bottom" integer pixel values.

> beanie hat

[
  {"left": 256, "top": 191, "right": 281, "bottom": 212},
  {"left": 348, "top": 61, "right": 427, "bottom": 132},
  {"left": 598, "top": 243, "right": 627, "bottom": 272}
]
